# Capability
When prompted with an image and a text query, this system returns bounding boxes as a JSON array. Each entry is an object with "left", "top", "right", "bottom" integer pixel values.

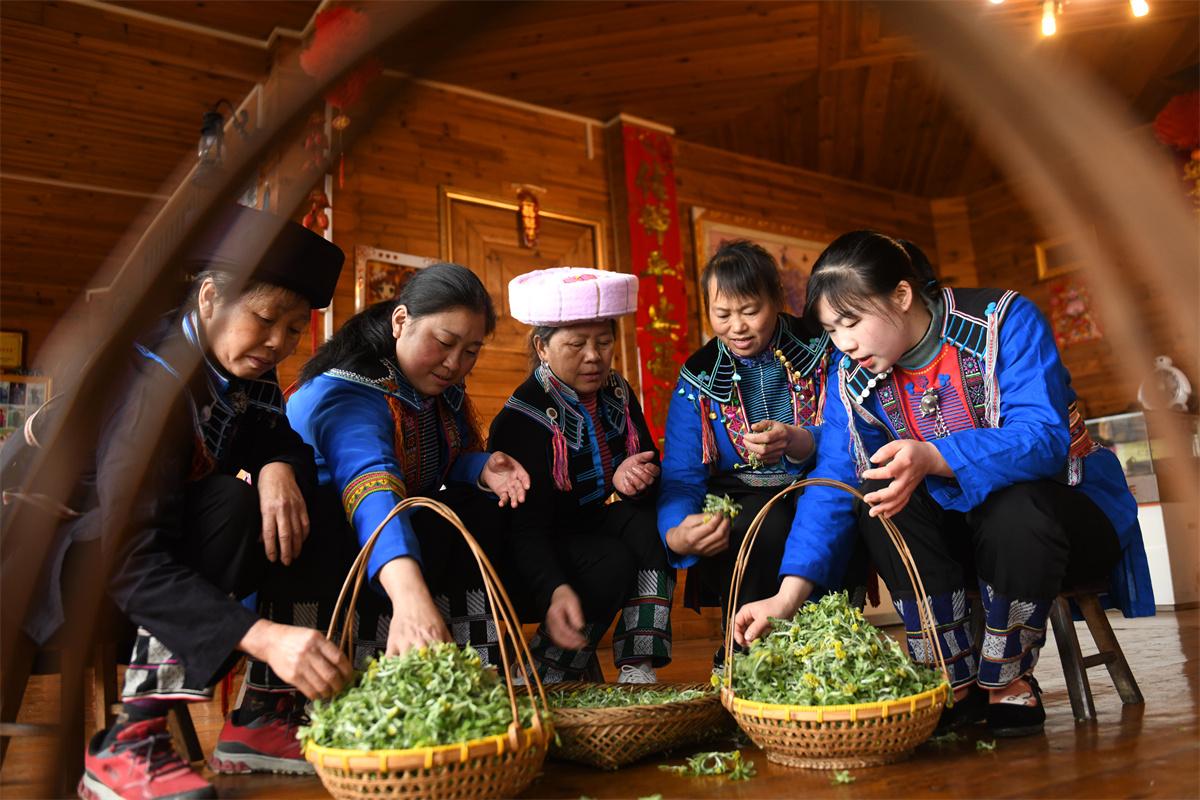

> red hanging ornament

[
  {"left": 301, "top": 7, "right": 382, "bottom": 189},
  {"left": 1154, "top": 91, "right": 1200, "bottom": 152},
  {"left": 517, "top": 189, "right": 540, "bottom": 248}
]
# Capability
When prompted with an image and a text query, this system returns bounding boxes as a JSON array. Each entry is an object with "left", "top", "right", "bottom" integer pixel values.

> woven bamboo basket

[
  {"left": 542, "top": 681, "right": 734, "bottom": 770},
  {"left": 720, "top": 478, "right": 951, "bottom": 770},
  {"left": 304, "top": 497, "right": 552, "bottom": 799}
]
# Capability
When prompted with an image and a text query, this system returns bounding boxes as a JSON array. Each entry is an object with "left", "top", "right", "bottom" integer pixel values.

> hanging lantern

[{"left": 517, "top": 189, "right": 540, "bottom": 248}]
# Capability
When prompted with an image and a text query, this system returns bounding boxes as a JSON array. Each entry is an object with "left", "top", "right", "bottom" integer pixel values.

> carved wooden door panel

[{"left": 440, "top": 189, "right": 618, "bottom": 432}]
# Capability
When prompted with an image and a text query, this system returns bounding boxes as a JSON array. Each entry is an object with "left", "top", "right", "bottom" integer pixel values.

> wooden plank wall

[
  {"left": 672, "top": 138, "right": 939, "bottom": 354},
  {"left": 965, "top": 179, "right": 1198, "bottom": 419},
  {"left": 0, "top": 1, "right": 264, "bottom": 372}
]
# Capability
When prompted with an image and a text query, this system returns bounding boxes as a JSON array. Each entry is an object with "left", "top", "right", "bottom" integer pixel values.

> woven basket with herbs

[
  {"left": 303, "top": 497, "right": 552, "bottom": 800},
  {"left": 720, "top": 478, "right": 951, "bottom": 770},
  {"left": 541, "top": 682, "right": 734, "bottom": 770}
]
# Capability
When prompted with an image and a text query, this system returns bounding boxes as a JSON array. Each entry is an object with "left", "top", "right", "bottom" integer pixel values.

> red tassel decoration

[
  {"left": 699, "top": 398, "right": 718, "bottom": 465},
  {"left": 867, "top": 564, "right": 881, "bottom": 609},
  {"left": 551, "top": 424, "right": 573, "bottom": 491}
]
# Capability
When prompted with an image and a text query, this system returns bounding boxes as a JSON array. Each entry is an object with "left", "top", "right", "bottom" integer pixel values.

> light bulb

[
  {"left": 1131, "top": 0, "right": 1149, "bottom": 16},
  {"left": 1042, "top": 0, "right": 1057, "bottom": 35},
  {"left": 990, "top": 0, "right": 1004, "bottom": 4}
]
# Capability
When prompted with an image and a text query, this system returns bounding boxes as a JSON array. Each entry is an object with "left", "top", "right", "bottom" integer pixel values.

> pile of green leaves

[
  {"left": 729, "top": 591, "right": 945, "bottom": 706},
  {"left": 658, "top": 750, "right": 756, "bottom": 780},
  {"left": 702, "top": 493, "right": 742, "bottom": 522},
  {"left": 299, "top": 643, "right": 533, "bottom": 751},
  {"left": 548, "top": 684, "right": 711, "bottom": 709}
]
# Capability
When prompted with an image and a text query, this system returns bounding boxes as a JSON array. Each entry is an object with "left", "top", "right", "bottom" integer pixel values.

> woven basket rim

[
  {"left": 305, "top": 722, "right": 548, "bottom": 771},
  {"left": 545, "top": 682, "right": 718, "bottom": 715},
  {"left": 721, "top": 681, "right": 949, "bottom": 721}
]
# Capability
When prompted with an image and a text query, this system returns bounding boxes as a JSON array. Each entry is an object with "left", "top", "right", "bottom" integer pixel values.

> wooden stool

[
  {"left": 968, "top": 581, "right": 1143, "bottom": 722},
  {"left": 1048, "top": 582, "right": 1144, "bottom": 721},
  {"left": 0, "top": 628, "right": 205, "bottom": 793}
]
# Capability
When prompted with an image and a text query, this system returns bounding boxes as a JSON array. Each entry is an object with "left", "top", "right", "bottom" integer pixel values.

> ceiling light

[
  {"left": 1042, "top": 0, "right": 1057, "bottom": 36},
  {"left": 1131, "top": 0, "right": 1149, "bottom": 17}
]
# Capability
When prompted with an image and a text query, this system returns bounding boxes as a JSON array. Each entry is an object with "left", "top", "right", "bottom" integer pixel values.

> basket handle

[
  {"left": 326, "top": 496, "right": 551, "bottom": 749},
  {"left": 723, "top": 478, "right": 949, "bottom": 692}
]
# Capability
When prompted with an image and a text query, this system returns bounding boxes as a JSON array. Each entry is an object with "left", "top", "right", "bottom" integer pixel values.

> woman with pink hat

[{"left": 489, "top": 267, "right": 671, "bottom": 684}]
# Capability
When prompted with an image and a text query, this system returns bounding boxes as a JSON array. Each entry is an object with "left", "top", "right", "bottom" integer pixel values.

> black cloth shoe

[
  {"left": 934, "top": 684, "right": 988, "bottom": 735},
  {"left": 986, "top": 675, "right": 1046, "bottom": 737}
]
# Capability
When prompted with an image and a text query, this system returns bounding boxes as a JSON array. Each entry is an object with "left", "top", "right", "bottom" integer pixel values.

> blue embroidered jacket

[
  {"left": 778, "top": 287, "right": 1154, "bottom": 617},
  {"left": 657, "top": 313, "right": 834, "bottom": 573},
  {"left": 287, "top": 357, "right": 489, "bottom": 586}
]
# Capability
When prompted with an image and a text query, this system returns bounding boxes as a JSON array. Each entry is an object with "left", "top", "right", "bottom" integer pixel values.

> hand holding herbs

[
  {"left": 727, "top": 591, "right": 945, "bottom": 705},
  {"left": 659, "top": 750, "right": 756, "bottom": 781},
  {"left": 299, "top": 643, "right": 533, "bottom": 751},
  {"left": 702, "top": 493, "right": 742, "bottom": 522}
]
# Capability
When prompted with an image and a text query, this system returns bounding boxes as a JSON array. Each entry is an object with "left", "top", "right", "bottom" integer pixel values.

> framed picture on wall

[
  {"left": 354, "top": 246, "right": 441, "bottom": 313},
  {"left": 0, "top": 375, "right": 51, "bottom": 443},
  {"left": 1035, "top": 226, "right": 1097, "bottom": 281},
  {"left": 690, "top": 208, "right": 829, "bottom": 338},
  {"left": 0, "top": 331, "right": 24, "bottom": 370}
]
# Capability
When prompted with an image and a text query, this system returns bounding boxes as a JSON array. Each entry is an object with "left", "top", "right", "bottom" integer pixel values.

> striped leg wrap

[
  {"left": 121, "top": 627, "right": 215, "bottom": 702},
  {"left": 612, "top": 569, "right": 674, "bottom": 668},
  {"left": 894, "top": 588, "right": 979, "bottom": 689},
  {"left": 976, "top": 580, "right": 1049, "bottom": 689}
]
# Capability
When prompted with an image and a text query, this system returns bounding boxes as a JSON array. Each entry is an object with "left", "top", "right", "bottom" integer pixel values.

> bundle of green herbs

[
  {"left": 548, "top": 684, "right": 712, "bottom": 709},
  {"left": 299, "top": 642, "right": 534, "bottom": 751},
  {"left": 727, "top": 591, "right": 945, "bottom": 706},
  {"left": 702, "top": 493, "right": 742, "bottom": 522}
]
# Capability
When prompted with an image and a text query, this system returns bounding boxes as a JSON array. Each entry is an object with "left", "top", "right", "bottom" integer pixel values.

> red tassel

[
  {"left": 551, "top": 424, "right": 572, "bottom": 491},
  {"left": 699, "top": 398, "right": 718, "bottom": 464},
  {"left": 623, "top": 403, "right": 639, "bottom": 457},
  {"left": 339, "top": 151, "right": 345, "bottom": 189}
]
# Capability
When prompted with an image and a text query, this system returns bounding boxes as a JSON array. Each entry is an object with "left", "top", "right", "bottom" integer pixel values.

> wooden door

[{"left": 440, "top": 188, "right": 615, "bottom": 431}]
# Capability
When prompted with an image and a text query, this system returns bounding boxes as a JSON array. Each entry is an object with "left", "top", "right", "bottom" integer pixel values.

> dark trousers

[
  {"left": 521, "top": 500, "right": 675, "bottom": 678},
  {"left": 856, "top": 477, "right": 1121, "bottom": 688},
  {"left": 696, "top": 475, "right": 800, "bottom": 615},
  {"left": 856, "top": 478, "right": 1121, "bottom": 602},
  {"left": 123, "top": 475, "right": 266, "bottom": 699},
  {"left": 249, "top": 482, "right": 514, "bottom": 688}
]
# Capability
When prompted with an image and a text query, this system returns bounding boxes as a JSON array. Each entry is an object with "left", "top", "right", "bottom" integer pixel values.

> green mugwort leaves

[
  {"left": 659, "top": 750, "right": 755, "bottom": 780},
  {"left": 831, "top": 769, "right": 856, "bottom": 784},
  {"left": 298, "top": 642, "right": 533, "bottom": 751},
  {"left": 976, "top": 739, "right": 997, "bottom": 751},
  {"left": 702, "top": 493, "right": 742, "bottom": 522},
  {"left": 548, "top": 684, "right": 712, "bottom": 709},
  {"left": 730, "top": 591, "right": 945, "bottom": 706}
]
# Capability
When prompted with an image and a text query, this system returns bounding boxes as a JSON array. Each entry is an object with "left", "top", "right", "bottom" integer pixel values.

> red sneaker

[
  {"left": 77, "top": 717, "right": 215, "bottom": 800},
  {"left": 208, "top": 693, "right": 314, "bottom": 775}
]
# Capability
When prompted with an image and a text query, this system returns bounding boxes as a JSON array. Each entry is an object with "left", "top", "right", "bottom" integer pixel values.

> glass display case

[
  {"left": 1085, "top": 409, "right": 1200, "bottom": 608},
  {"left": 1085, "top": 410, "right": 1200, "bottom": 503}
]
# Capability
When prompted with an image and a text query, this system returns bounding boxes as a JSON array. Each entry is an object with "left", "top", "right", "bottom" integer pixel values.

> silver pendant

[{"left": 919, "top": 385, "right": 939, "bottom": 417}]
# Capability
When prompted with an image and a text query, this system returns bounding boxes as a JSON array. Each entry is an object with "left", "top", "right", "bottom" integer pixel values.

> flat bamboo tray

[{"left": 544, "top": 681, "right": 734, "bottom": 770}]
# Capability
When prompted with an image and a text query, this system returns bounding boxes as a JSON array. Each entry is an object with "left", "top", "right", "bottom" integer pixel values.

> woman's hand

[
  {"left": 861, "top": 440, "right": 953, "bottom": 518},
  {"left": 377, "top": 557, "right": 452, "bottom": 656},
  {"left": 480, "top": 451, "right": 531, "bottom": 507},
  {"left": 257, "top": 462, "right": 310, "bottom": 565},
  {"left": 544, "top": 584, "right": 587, "bottom": 650},
  {"left": 613, "top": 450, "right": 660, "bottom": 497},
  {"left": 665, "top": 512, "right": 730, "bottom": 558},
  {"left": 733, "top": 576, "right": 815, "bottom": 647},
  {"left": 239, "top": 619, "right": 352, "bottom": 700},
  {"left": 741, "top": 420, "right": 813, "bottom": 465}
]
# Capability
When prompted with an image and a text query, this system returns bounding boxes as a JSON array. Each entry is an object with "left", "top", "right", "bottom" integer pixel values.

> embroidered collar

[
  {"left": 134, "top": 312, "right": 285, "bottom": 464},
  {"left": 326, "top": 357, "right": 466, "bottom": 413},
  {"left": 502, "top": 365, "right": 632, "bottom": 453},
  {"left": 679, "top": 314, "right": 828, "bottom": 403},
  {"left": 841, "top": 287, "right": 1018, "bottom": 404}
]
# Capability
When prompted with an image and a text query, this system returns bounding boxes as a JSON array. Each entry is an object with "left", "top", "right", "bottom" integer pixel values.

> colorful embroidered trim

[{"left": 342, "top": 470, "right": 405, "bottom": 520}]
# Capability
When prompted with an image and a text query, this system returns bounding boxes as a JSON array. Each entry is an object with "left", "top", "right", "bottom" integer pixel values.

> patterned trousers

[{"left": 858, "top": 477, "right": 1121, "bottom": 690}]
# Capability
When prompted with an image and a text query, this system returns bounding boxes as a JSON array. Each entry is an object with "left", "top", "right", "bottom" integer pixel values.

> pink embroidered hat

[{"left": 508, "top": 267, "right": 639, "bottom": 326}]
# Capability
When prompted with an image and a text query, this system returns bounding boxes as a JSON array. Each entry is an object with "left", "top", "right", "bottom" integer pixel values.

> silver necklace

[{"left": 919, "top": 383, "right": 950, "bottom": 439}]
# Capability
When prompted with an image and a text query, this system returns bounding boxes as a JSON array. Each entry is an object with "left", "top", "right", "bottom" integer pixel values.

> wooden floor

[{"left": 3, "top": 609, "right": 1197, "bottom": 799}]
